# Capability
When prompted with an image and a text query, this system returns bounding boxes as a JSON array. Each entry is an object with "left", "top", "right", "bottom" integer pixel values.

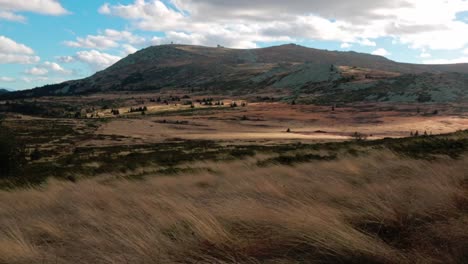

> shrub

[
  {"left": 30, "top": 148, "right": 41, "bottom": 161},
  {"left": 0, "top": 127, "right": 26, "bottom": 177},
  {"left": 351, "top": 132, "right": 368, "bottom": 141}
]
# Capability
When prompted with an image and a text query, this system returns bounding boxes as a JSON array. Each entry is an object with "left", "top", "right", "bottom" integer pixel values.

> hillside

[
  {"left": 0, "top": 89, "right": 10, "bottom": 95},
  {"left": 4, "top": 44, "right": 468, "bottom": 103}
]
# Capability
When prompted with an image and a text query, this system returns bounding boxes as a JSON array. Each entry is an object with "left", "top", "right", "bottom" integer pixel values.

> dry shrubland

[{"left": 0, "top": 151, "right": 467, "bottom": 264}]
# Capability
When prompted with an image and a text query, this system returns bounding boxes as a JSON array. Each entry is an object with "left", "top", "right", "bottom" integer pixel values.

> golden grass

[{"left": 0, "top": 151, "right": 467, "bottom": 263}]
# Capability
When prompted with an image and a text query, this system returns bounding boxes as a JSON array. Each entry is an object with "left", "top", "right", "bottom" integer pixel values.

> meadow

[
  {"left": 1, "top": 148, "right": 467, "bottom": 263},
  {"left": 1, "top": 98, "right": 467, "bottom": 263}
]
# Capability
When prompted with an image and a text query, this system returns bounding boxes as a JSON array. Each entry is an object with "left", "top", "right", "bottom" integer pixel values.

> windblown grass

[{"left": 0, "top": 150, "right": 467, "bottom": 263}]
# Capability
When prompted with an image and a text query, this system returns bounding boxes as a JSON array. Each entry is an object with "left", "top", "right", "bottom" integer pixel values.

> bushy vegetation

[{"left": 0, "top": 122, "right": 26, "bottom": 177}]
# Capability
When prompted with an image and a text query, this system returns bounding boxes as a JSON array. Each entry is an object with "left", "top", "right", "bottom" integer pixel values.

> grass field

[
  {"left": 1, "top": 98, "right": 468, "bottom": 263},
  {"left": 0, "top": 149, "right": 467, "bottom": 263}
]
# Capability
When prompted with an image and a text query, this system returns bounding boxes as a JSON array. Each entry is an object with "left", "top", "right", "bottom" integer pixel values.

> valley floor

[{"left": 93, "top": 102, "right": 468, "bottom": 145}]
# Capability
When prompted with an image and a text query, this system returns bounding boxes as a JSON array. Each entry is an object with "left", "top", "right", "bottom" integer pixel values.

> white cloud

[
  {"left": 99, "top": 0, "right": 468, "bottom": 51},
  {"left": 420, "top": 52, "right": 431, "bottom": 58},
  {"left": 44, "top": 61, "right": 71, "bottom": 74},
  {"left": 24, "top": 61, "right": 72, "bottom": 78},
  {"left": 122, "top": 44, "right": 138, "bottom": 55},
  {"left": 98, "top": 3, "right": 111, "bottom": 14},
  {"left": 340, "top": 43, "right": 351, "bottom": 49},
  {"left": 65, "top": 35, "right": 119, "bottom": 50},
  {"left": 358, "top": 39, "right": 376, "bottom": 47},
  {"left": 0, "top": 36, "right": 39, "bottom": 64},
  {"left": 65, "top": 29, "right": 146, "bottom": 51},
  {"left": 75, "top": 50, "right": 122, "bottom": 71},
  {"left": 25, "top": 67, "right": 48, "bottom": 76},
  {"left": 0, "top": 35, "right": 34, "bottom": 54},
  {"left": 0, "top": 53, "right": 39, "bottom": 64},
  {"left": 0, "top": 76, "right": 15, "bottom": 82},
  {"left": 22, "top": 76, "right": 48, "bottom": 83},
  {"left": 0, "top": 0, "right": 68, "bottom": 23},
  {"left": 0, "top": 0, "right": 68, "bottom": 15},
  {"left": 371, "top": 48, "right": 391, "bottom": 57},
  {"left": 0, "top": 10, "right": 25, "bottom": 22},
  {"left": 464, "top": 48, "right": 468, "bottom": 55},
  {"left": 56, "top": 55, "right": 75, "bottom": 63},
  {"left": 103, "top": 29, "right": 145, "bottom": 45}
]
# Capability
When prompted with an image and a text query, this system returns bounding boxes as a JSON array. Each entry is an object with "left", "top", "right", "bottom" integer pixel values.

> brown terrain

[{"left": 1, "top": 44, "right": 468, "bottom": 264}]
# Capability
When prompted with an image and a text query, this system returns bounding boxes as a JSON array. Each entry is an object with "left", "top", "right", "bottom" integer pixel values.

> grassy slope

[
  {"left": 0, "top": 151, "right": 467, "bottom": 263},
  {"left": 0, "top": 131, "right": 468, "bottom": 263}
]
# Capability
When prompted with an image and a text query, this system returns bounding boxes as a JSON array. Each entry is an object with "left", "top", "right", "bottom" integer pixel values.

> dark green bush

[{"left": 0, "top": 127, "right": 26, "bottom": 177}]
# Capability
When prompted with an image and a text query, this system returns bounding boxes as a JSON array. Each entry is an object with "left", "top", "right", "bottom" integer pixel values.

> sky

[{"left": 1, "top": 0, "right": 468, "bottom": 90}]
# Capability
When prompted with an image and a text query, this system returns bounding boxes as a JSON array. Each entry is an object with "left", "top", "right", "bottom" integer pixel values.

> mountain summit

[{"left": 5, "top": 44, "right": 468, "bottom": 103}]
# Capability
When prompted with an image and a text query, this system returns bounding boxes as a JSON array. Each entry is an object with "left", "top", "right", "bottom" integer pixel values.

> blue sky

[{"left": 1, "top": 0, "right": 468, "bottom": 90}]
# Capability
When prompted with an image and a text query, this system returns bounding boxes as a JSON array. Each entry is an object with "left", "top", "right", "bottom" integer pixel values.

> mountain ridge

[
  {"left": 3, "top": 44, "right": 468, "bottom": 103},
  {"left": 0, "top": 88, "right": 10, "bottom": 95}
]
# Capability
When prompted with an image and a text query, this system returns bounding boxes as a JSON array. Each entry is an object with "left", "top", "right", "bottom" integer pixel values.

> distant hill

[
  {"left": 4, "top": 44, "right": 468, "bottom": 103},
  {"left": 0, "top": 88, "right": 10, "bottom": 95}
]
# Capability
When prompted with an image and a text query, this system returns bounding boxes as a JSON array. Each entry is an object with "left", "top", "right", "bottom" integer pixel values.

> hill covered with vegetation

[{"left": 4, "top": 44, "right": 468, "bottom": 104}]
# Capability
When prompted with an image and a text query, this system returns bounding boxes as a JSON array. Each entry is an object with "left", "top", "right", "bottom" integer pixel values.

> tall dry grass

[{"left": 0, "top": 151, "right": 467, "bottom": 263}]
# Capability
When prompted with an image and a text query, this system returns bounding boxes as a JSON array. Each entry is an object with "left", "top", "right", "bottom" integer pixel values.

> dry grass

[{"left": 0, "top": 151, "right": 467, "bottom": 263}]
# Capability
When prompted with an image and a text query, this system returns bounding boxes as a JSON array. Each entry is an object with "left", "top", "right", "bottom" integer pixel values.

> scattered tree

[{"left": 351, "top": 132, "right": 368, "bottom": 141}]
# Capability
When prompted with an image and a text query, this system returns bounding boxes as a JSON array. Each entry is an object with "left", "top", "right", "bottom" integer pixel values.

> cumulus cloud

[
  {"left": 65, "top": 29, "right": 146, "bottom": 51},
  {"left": 0, "top": 0, "right": 68, "bottom": 22},
  {"left": 420, "top": 52, "right": 431, "bottom": 58},
  {"left": 43, "top": 61, "right": 70, "bottom": 74},
  {"left": 0, "top": 10, "right": 25, "bottom": 22},
  {"left": 0, "top": 35, "right": 33, "bottom": 54},
  {"left": 358, "top": 39, "right": 377, "bottom": 47},
  {"left": 122, "top": 44, "right": 138, "bottom": 55},
  {"left": 0, "top": 76, "right": 15, "bottom": 82},
  {"left": 0, "top": 35, "right": 40, "bottom": 64},
  {"left": 340, "top": 43, "right": 351, "bottom": 49},
  {"left": 22, "top": 76, "right": 49, "bottom": 83},
  {"left": 99, "top": 0, "right": 468, "bottom": 50},
  {"left": 103, "top": 29, "right": 146, "bottom": 45},
  {"left": 65, "top": 35, "right": 119, "bottom": 50},
  {"left": 75, "top": 50, "right": 122, "bottom": 71},
  {"left": 56, "top": 55, "right": 75, "bottom": 63},
  {"left": 24, "top": 61, "right": 72, "bottom": 78},
  {"left": 25, "top": 67, "right": 48, "bottom": 76},
  {"left": 371, "top": 48, "right": 391, "bottom": 57}
]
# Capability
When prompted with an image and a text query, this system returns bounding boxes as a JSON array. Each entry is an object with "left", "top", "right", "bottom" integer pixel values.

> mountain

[
  {"left": 0, "top": 88, "right": 10, "bottom": 95},
  {"left": 4, "top": 44, "right": 468, "bottom": 103}
]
